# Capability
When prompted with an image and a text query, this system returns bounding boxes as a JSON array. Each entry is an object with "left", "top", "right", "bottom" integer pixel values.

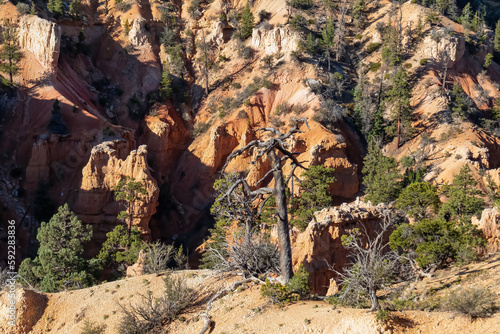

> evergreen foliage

[
  {"left": 291, "top": 165, "right": 335, "bottom": 230},
  {"left": 389, "top": 218, "right": 485, "bottom": 270},
  {"left": 362, "top": 142, "right": 402, "bottom": 204},
  {"left": 448, "top": 84, "right": 476, "bottom": 120},
  {"left": 48, "top": 99, "right": 70, "bottom": 135},
  {"left": 240, "top": 3, "right": 255, "bottom": 40},
  {"left": 114, "top": 177, "right": 147, "bottom": 228},
  {"left": 0, "top": 20, "right": 22, "bottom": 86},
  {"left": 495, "top": 19, "right": 500, "bottom": 53},
  {"left": 385, "top": 68, "right": 412, "bottom": 146},
  {"left": 396, "top": 182, "right": 440, "bottom": 219},
  {"left": 439, "top": 164, "right": 484, "bottom": 221},
  {"left": 159, "top": 65, "right": 173, "bottom": 100},
  {"left": 289, "top": 0, "right": 313, "bottom": 10},
  {"left": 18, "top": 205, "right": 98, "bottom": 292},
  {"left": 97, "top": 225, "right": 143, "bottom": 267},
  {"left": 47, "top": 0, "right": 64, "bottom": 17}
]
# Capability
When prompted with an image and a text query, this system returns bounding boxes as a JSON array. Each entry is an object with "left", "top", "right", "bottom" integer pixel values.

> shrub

[
  {"left": 420, "top": 58, "right": 428, "bottom": 66},
  {"left": 259, "top": 10, "right": 271, "bottom": 22},
  {"left": 366, "top": 42, "right": 381, "bottom": 53},
  {"left": 390, "top": 218, "right": 484, "bottom": 271},
  {"left": 16, "top": 2, "right": 30, "bottom": 14},
  {"left": 48, "top": 99, "right": 70, "bottom": 135},
  {"left": 355, "top": 33, "right": 363, "bottom": 40},
  {"left": 289, "top": 15, "right": 307, "bottom": 30},
  {"left": 288, "top": 264, "right": 310, "bottom": 297},
  {"left": 443, "top": 287, "right": 496, "bottom": 319},
  {"left": 312, "top": 100, "right": 344, "bottom": 130},
  {"left": 118, "top": 274, "right": 196, "bottom": 333},
  {"left": 80, "top": 320, "right": 106, "bottom": 334},
  {"left": 290, "top": 0, "right": 313, "bottom": 10},
  {"left": 376, "top": 309, "right": 391, "bottom": 323},
  {"left": 238, "top": 46, "right": 254, "bottom": 59},
  {"left": 369, "top": 62, "right": 381, "bottom": 72},
  {"left": 115, "top": 0, "right": 131, "bottom": 12},
  {"left": 127, "top": 94, "right": 144, "bottom": 120},
  {"left": 193, "top": 122, "right": 210, "bottom": 137},
  {"left": 142, "top": 241, "right": 175, "bottom": 274},
  {"left": 260, "top": 279, "right": 298, "bottom": 305},
  {"left": 97, "top": 225, "right": 144, "bottom": 269},
  {"left": 160, "top": 27, "right": 176, "bottom": 48}
]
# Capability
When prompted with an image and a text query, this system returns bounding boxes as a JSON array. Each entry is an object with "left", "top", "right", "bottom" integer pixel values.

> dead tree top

[{"left": 217, "top": 118, "right": 310, "bottom": 208}]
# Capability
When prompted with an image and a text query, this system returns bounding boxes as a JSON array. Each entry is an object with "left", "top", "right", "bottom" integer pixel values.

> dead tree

[
  {"left": 334, "top": 0, "right": 351, "bottom": 62},
  {"left": 220, "top": 118, "right": 310, "bottom": 283},
  {"left": 330, "top": 211, "right": 402, "bottom": 311}
]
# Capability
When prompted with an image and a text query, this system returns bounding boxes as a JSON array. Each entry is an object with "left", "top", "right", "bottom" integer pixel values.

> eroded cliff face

[
  {"left": 291, "top": 202, "right": 387, "bottom": 295},
  {"left": 18, "top": 15, "right": 61, "bottom": 71},
  {"left": 73, "top": 137, "right": 159, "bottom": 242},
  {"left": 251, "top": 26, "right": 300, "bottom": 56}
]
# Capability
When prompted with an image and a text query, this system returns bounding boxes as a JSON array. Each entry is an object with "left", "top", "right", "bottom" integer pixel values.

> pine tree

[
  {"left": 114, "top": 177, "right": 147, "bottom": 231},
  {"left": 460, "top": 3, "right": 472, "bottom": 26},
  {"left": 396, "top": 182, "right": 440, "bottom": 219},
  {"left": 18, "top": 205, "right": 98, "bottom": 292},
  {"left": 305, "top": 32, "right": 316, "bottom": 55},
  {"left": 321, "top": 18, "right": 334, "bottom": 70},
  {"left": 352, "top": 0, "right": 366, "bottom": 28},
  {"left": 48, "top": 99, "right": 70, "bottom": 135},
  {"left": 29, "top": 3, "right": 37, "bottom": 15},
  {"left": 160, "top": 64, "right": 173, "bottom": 100},
  {"left": 495, "top": 19, "right": 500, "bottom": 53},
  {"left": 291, "top": 165, "right": 336, "bottom": 231},
  {"left": 362, "top": 141, "right": 402, "bottom": 204},
  {"left": 240, "top": 2, "right": 254, "bottom": 40},
  {"left": 0, "top": 20, "right": 22, "bottom": 86},
  {"left": 385, "top": 68, "right": 412, "bottom": 147},
  {"left": 47, "top": 0, "right": 64, "bottom": 17},
  {"left": 69, "top": 0, "right": 81, "bottom": 18},
  {"left": 439, "top": 164, "right": 484, "bottom": 221}
]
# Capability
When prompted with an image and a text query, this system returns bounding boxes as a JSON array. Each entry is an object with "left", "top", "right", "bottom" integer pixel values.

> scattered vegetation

[
  {"left": 443, "top": 287, "right": 496, "bottom": 319},
  {"left": 118, "top": 274, "right": 196, "bottom": 333}
]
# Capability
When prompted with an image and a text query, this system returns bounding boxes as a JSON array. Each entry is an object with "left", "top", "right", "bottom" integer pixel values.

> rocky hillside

[{"left": 2, "top": 0, "right": 500, "bottom": 332}]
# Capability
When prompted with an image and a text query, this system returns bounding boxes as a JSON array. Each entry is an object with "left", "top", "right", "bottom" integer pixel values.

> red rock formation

[
  {"left": 473, "top": 207, "right": 500, "bottom": 253},
  {"left": 73, "top": 138, "right": 159, "bottom": 241},
  {"left": 291, "top": 202, "right": 387, "bottom": 295}
]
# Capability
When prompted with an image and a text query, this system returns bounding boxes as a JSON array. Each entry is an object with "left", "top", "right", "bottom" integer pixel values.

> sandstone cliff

[
  {"left": 291, "top": 202, "right": 387, "bottom": 295},
  {"left": 73, "top": 138, "right": 159, "bottom": 241},
  {"left": 18, "top": 16, "right": 61, "bottom": 71}
]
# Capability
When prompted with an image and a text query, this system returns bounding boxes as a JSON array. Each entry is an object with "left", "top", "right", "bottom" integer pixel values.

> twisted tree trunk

[{"left": 268, "top": 150, "right": 293, "bottom": 283}]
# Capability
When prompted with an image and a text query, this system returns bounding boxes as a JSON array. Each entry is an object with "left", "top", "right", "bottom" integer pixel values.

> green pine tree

[
  {"left": 97, "top": 225, "right": 143, "bottom": 267},
  {"left": 385, "top": 68, "right": 412, "bottom": 147},
  {"left": 18, "top": 204, "right": 98, "bottom": 292},
  {"left": 396, "top": 182, "right": 440, "bottom": 219},
  {"left": 305, "top": 32, "right": 316, "bottom": 55},
  {"left": 47, "top": 0, "right": 64, "bottom": 17},
  {"left": 495, "top": 19, "right": 500, "bottom": 53},
  {"left": 113, "top": 177, "right": 147, "bottom": 230},
  {"left": 160, "top": 64, "right": 173, "bottom": 100},
  {"left": 0, "top": 20, "right": 22, "bottom": 86},
  {"left": 362, "top": 141, "right": 402, "bottom": 204},
  {"left": 240, "top": 2, "right": 255, "bottom": 40},
  {"left": 439, "top": 164, "right": 484, "bottom": 222},
  {"left": 291, "top": 165, "right": 336, "bottom": 230}
]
